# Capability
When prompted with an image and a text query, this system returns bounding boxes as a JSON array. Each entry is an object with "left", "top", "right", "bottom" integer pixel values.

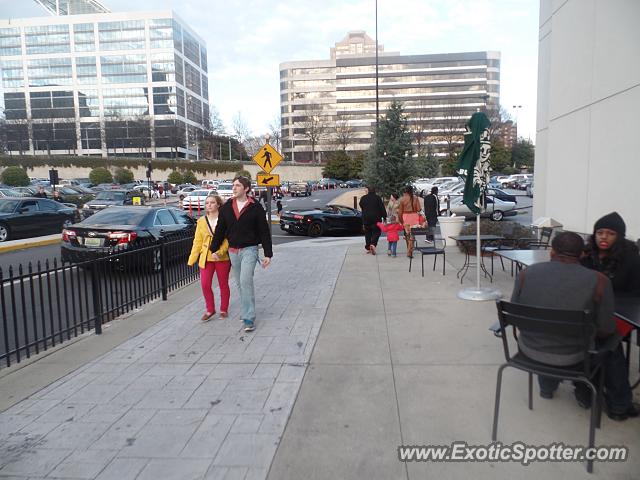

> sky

[{"left": 1, "top": 0, "right": 540, "bottom": 141}]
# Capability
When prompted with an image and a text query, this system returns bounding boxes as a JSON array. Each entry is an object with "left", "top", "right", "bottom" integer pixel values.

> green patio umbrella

[
  {"left": 457, "top": 111, "right": 492, "bottom": 214},
  {"left": 455, "top": 111, "right": 501, "bottom": 301}
]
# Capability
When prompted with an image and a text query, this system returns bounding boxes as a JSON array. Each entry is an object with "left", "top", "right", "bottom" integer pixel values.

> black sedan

[
  {"left": 0, "top": 197, "right": 77, "bottom": 242},
  {"left": 280, "top": 204, "right": 363, "bottom": 237},
  {"left": 61, "top": 206, "right": 195, "bottom": 268}
]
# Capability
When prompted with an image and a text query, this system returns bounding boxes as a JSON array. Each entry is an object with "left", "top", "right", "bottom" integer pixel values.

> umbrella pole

[{"left": 457, "top": 213, "right": 502, "bottom": 302}]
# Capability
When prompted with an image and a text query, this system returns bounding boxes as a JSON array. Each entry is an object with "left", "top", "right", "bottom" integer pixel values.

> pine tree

[{"left": 363, "top": 102, "right": 416, "bottom": 197}]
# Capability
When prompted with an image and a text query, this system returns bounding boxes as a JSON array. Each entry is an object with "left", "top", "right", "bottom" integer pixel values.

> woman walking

[
  {"left": 188, "top": 195, "right": 231, "bottom": 321},
  {"left": 397, "top": 185, "right": 423, "bottom": 258}
]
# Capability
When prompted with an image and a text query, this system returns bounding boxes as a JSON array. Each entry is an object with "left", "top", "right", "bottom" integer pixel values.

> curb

[{"left": 0, "top": 237, "right": 61, "bottom": 253}]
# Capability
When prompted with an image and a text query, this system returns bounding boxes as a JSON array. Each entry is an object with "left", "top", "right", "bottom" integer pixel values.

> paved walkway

[{"left": 0, "top": 235, "right": 638, "bottom": 479}]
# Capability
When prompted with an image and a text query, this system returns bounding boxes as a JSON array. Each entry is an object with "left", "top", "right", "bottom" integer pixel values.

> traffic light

[{"left": 49, "top": 169, "right": 59, "bottom": 186}]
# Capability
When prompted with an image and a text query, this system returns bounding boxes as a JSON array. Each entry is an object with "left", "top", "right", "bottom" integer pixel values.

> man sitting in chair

[{"left": 510, "top": 231, "right": 638, "bottom": 421}]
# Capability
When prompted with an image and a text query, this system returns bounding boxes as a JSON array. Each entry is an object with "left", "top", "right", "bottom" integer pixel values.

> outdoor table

[
  {"left": 495, "top": 249, "right": 550, "bottom": 274},
  {"left": 449, "top": 234, "right": 503, "bottom": 284}
]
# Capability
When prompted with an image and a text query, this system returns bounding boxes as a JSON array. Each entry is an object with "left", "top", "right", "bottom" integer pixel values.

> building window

[
  {"left": 1, "top": 60, "right": 24, "bottom": 88},
  {"left": 172, "top": 20, "right": 183, "bottom": 53},
  {"left": 0, "top": 28, "right": 21, "bottom": 56},
  {"left": 184, "top": 62, "right": 201, "bottom": 96},
  {"left": 73, "top": 23, "right": 95, "bottom": 52},
  {"left": 100, "top": 55, "right": 147, "bottom": 84},
  {"left": 182, "top": 30, "right": 200, "bottom": 67},
  {"left": 24, "top": 24, "right": 70, "bottom": 55},
  {"left": 27, "top": 58, "right": 73, "bottom": 86},
  {"left": 76, "top": 56, "right": 97, "bottom": 84}
]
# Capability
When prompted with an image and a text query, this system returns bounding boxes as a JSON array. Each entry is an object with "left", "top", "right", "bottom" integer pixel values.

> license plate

[{"left": 84, "top": 237, "right": 102, "bottom": 247}]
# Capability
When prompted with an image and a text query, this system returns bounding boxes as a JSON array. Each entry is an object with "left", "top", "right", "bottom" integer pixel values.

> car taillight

[
  {"left": 108, "top": 231, "right": 137, "bottom": 244},
  {"left": 293, "top": 214, "right": 304, "bottom": 220},
  {"left": 62, "top": 229, "right": 76, "bottom": 242}
]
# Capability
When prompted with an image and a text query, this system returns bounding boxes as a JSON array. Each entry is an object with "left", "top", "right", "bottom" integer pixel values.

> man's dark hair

[
  {"left": 366, "top": 185, "right": 376, "bottom": 194},
  {"left": 233, "top": 175, "right": 251, "bottom": 191},
  {"left": 551, "top": 231, "right": 584, "bottom": 258},
  {"left": 431, "top": 186, "right": 439, "bottom": 194}
]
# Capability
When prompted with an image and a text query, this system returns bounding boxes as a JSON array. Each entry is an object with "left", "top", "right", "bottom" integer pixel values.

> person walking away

[
  {"left": 423, "top": 186, "right": 440, "bottom": 243},
  {"left": 386, "top": 193, "right": 400, "bottom": 221},
  {"left": 511, "top": 231, "right": 638, "bottom": 421},
  {"left": 359, "top": 185, "right": 386, "bottom": 255},
  {"left": 397, "top": 185, "right": 423, "bottom": 258},
  {"left": 377, "top": 215, "right": 404, "bottom": 257},
  {"left": 188, "top": 195, "right": 231, "bottom": 321},
  {"left": 210, "top": 176, "right": 272, "bottom": 332},
  {"left": 276, "top": 200, "right": 283, "bottom": 216}
]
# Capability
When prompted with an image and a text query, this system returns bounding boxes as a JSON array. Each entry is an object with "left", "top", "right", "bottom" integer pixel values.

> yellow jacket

[{"left": 188, "top": 215, "right": 229, "bottom": 268}]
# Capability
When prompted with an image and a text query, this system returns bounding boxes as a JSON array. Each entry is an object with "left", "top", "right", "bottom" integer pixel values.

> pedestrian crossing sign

[{"left": 252, "top": 143, "right": 283, "bottom": 174}]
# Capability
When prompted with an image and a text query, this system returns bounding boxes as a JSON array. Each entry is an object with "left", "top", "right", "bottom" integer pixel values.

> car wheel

[
  {"left": 308, "top": 221, "right": 324, "bottom": 237},
  {"left": 0, "top": 223, "right": 10, "bottom": 242},
  {"left": 490, "top": 210, "right": 504, "bottom": 221}
]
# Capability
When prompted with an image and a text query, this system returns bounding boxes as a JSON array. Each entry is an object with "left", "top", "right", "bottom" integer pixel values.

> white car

[
  {"left": 216, "top": 183, "right": 234, "bottom": 202},
  {"left": 412, "top": 178, "right": 433, "bottom": 195},
  {"left": 182, "top": 189, "right": 217, "bottom": 211},
  {"left": 448, "top": 195, "right": 517, "bottom": 221},
  {"left": 177, "top": 186, "right": 198, "bottom": 198}
]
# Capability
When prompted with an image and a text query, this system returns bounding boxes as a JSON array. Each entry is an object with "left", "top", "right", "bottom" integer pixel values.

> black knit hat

[{"left": 593, "top": 212, "right": 626, "bottom": 237}]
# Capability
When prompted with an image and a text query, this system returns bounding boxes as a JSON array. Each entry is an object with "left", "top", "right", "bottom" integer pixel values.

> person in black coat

[
  {"left": 581, "top": 212, "right": 640, "bottom": 298},
  {"left": 423, "top": 186, "right": 440, "bottom": 242},
  {"left": 359, "top": 185, "right": 386, "bottom": 255}
]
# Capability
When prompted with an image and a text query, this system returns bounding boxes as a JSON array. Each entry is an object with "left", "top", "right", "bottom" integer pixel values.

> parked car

[
  {"left": 10, "top": 186, "right": 39, "bottom": 197},
  {"left": 177, "top": 185, "right": 198, "bottom": 199},
  {"left": 344, "top": 179, "right": 364, "bottom": 188},
  {"left": 503, "top": 174, "right": 532, "bottom": 189},
  {"left": 289, "top": 182, "right": 310, "bottom": 197},
  {"left": 0, "top": 187, "right": 28, "bottom": 198},
  {"left": 448, "top": 195, "right": 517, "bottom": 221},
  {"left": 60, "top": 206, "right": 195, "bottom": 268},
  {"left": 216, "top": 182, "right": 234, "bottom": 202},
  {"left": 0, "top": 197, "right": 77, "bottom": 242},
  {"left": 412, "top": 178, "right": 434, "bottom": 195},
  {"left": 486, "top": 188, "right": 517, "bottom": 204},
  {"left": 182, "top": 189, "right": 217, "bottom": 211},
  {"left": 526, "top": 181, "right": 534, "bottom": 198},
  {"left": 280, "top": 204, "right": 363, "bottom": 237},
  {"left": 318, "top": 178, "right": 339, "bottom": 189},
  {"left": 82, "top": 189, "right": 145, "bottom": 218}
]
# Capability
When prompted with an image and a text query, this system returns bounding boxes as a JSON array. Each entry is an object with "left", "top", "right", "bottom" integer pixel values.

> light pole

[
  {"left": 375, "top": 0, "right": 379, "bottom": 136},
  {"left": 512, "top": 105, "right": 522, "bottom": 167}
]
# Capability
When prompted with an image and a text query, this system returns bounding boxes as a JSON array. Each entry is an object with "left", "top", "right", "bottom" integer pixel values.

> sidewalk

[{"left": 0, "top": 235, "right": 637, "bottom": 479}]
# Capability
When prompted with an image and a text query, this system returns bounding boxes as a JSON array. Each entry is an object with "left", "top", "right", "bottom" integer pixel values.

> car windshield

[
  {"left": 217, "top": 184, "right": 232, "bottom": 191},
  {"left": 95, "top": 191, "right": 126, "bottom": 201},
  {"left": 0, "top": 188, "right": 21, "bottom": 196},
  {"left": 0, "top": 199, "right": 19, "bottom": 213},
  {"left": 189, "top": 190, "right": 209, "bottom": 196},
  {"left": 82, "top": 208, "right": 148, "bottom": 226}
]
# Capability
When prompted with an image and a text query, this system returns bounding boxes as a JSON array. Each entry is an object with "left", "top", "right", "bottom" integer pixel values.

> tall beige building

[{"left": 279, "top": 31, "right": 500, "bottom": 163}]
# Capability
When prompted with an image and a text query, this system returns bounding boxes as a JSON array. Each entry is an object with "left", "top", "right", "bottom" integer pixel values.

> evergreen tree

[
  {"left": 363, "top": 102, "right": 416, "bottom": 197},
  {"left": 323, "top": 151, "right": 352, "bottom": 180},
  {"left": 511, "top": 138, "right": 535, "bottom": 170},
  {"left": 415, "top": 143, "right": 439, "bottom": 178},
  {"left": 489, "top": 138, "right": 512, "bottom": 173}
]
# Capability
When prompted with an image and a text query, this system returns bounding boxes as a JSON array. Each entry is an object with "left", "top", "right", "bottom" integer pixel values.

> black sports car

[
  {"left": 486, "top": 188, "right": 517, "bottom": 204},
  {"left": 61, "top": 206, "right": 195, "bottom": 268},
  {"left": 0, "top": 197, "right": 77, "bottom": 242},
  {"left": 280, "top": 204, "right": 363, "bottom": 237}
]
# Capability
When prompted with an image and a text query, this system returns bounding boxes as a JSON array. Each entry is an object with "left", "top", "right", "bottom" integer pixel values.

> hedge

[{"left": 0, "top": 155, "right": 246, "bottom": 176}]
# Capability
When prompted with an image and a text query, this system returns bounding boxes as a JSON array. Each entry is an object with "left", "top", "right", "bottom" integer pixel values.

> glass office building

[
  {"left": 0, "top": 10, "right": 209, "bottom": 158},
  {"left": 280, "top": 31, "right": 500, "bottom": 163}
]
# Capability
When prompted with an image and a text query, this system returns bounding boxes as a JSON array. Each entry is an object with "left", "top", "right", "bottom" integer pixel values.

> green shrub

[
  {"left": 114, "top": 167, "right": 134, "bottom": 184},
  {"left": 167, "top": 170, "right": 184, "bottom": 185},
  {"left": 457, "top": 220, "right": 534, "bottom": 253},
  {"left": 0, "top": 166, "right": 30, "bottom": 186},
  {"left": 89, "top": 167, "right": 113, "bottom": 185},
  {"left": 182, "top": 170, "right": 197, "bottom": 184}
]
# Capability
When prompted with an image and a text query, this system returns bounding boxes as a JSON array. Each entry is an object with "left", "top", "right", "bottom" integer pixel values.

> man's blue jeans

[{"left": 228, "top": 246, "right": 259, "bottom": 326}]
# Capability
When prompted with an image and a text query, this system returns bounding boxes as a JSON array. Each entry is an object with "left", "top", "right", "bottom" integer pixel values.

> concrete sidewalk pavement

[{"left": 0, "top": 234, "right": 637, "bottom": 479}]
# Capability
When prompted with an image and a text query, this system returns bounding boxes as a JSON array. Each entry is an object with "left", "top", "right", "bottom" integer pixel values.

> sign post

[{"left": 252, "top": 142, "right": 283, "bottom": 227}]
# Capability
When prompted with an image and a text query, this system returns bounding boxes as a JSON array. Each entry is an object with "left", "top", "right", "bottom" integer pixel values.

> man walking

[
  {"left": 423, "top": 186, "right": 440, "bottom": 242},
  {"left": 210, "top": 176, "right": 272, "bottom": 332},
  {"left": 359, "top": 185, "right": 386, "bottom": 255},
  {"left": 511, "top": 231, "right": 638, "bottom": 420}
]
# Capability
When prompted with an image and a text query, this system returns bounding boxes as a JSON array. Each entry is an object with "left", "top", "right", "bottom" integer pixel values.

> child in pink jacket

[{"left": 377, "top": 215, "right": 404, "bottom": 257}]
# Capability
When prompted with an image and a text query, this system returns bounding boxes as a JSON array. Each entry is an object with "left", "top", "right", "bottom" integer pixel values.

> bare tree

[
  {"left": 268, "top": 115, "right": 282, "bottom": 152},
  {"left": 410, "top": 100, "right": 430, "bottom": 156},
  {"left": 333, "top": 113, "right": 354, "bottom": 152},
  {"left": 243, "top": 135, "right": 263, "bottom": 158},
  {"left": 232, "top": 111, "right": 251, "bottom": 144},
  {"left": 208, "top": 105, "right": 226, "bottom": 135},
  {"left": 301, "top": 105, "right": 328, "bottom": 164}
]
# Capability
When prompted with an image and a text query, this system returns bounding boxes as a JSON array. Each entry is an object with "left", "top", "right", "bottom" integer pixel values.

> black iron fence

[{"left": 0, "top": 231, "right": 198, "bottom": 367}]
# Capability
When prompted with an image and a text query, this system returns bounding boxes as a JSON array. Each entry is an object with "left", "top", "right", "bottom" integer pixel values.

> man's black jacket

[{"left": 210, "top": 198, "right": 273, "bottom": 257}]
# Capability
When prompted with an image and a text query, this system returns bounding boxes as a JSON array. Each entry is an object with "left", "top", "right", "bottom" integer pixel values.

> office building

[
  {"left": 279, "top": 31, "right": 500, "bottom": 163},
  {"left": 0, "top": 3, "right": 209, "bottom": 158}
]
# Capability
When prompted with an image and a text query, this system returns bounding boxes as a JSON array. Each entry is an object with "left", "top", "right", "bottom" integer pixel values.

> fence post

[
  {"left": 353, "top": 196, "right": 357, "bottom": 210},
  {"left": 90, "top": 261, "right": 102, "bottom": 334},
  {"left": 160, "top": 239, "right": 168, "bottom": 301}
]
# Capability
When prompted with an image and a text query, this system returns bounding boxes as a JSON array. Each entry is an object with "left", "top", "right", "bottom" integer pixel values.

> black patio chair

[
  {"left": 409, "top": 236, "right": 446, "bottom": 276},
  {"left": 492, "top": 300, "right": 618, "bottom": 473},
  {"left": 525, "top": 226, "right": 553, "bottom": 250},
  {"left": 482, "top": 222, "right": 517, "bottom": 275}
]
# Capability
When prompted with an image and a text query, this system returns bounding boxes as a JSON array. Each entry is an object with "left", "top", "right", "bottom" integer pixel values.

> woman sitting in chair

[{"left": 581, "top": 212, "right": 640, "bottom": 298}]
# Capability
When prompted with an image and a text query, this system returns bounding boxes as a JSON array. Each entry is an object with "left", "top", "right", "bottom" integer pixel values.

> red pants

[{"left": 200, "top": 260, "right": 231, "bottom": 314}]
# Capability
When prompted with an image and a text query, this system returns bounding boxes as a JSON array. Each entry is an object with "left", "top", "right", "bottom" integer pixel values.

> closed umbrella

[{"left": 456, "top": 111, "right": 501, "bottom": 301}]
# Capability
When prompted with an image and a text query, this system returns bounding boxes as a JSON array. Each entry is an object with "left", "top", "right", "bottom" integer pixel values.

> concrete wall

[
  {"left": 535, "top": 0, "right": 640, "bottom": 238},
  {"left": 15, "top": 163, "right": 325, "bottom": 183}
]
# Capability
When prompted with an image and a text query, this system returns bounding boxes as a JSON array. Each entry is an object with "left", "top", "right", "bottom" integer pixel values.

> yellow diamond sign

[
  {"left": 252, "top": 143, "right": 283, "bottom": 174},
  {"left": 257, "top": 173, "right": 280, "bottom": 187}
]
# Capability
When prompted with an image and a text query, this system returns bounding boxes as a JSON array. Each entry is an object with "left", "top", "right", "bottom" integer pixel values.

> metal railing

[{"left": 0, "top": 231, "right": 198, "bottom": 367}]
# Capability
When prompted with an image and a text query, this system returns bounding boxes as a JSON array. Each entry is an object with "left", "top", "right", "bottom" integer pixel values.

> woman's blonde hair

[{"left": 207, "top": 194, "right": 223, "bottom": 207}]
